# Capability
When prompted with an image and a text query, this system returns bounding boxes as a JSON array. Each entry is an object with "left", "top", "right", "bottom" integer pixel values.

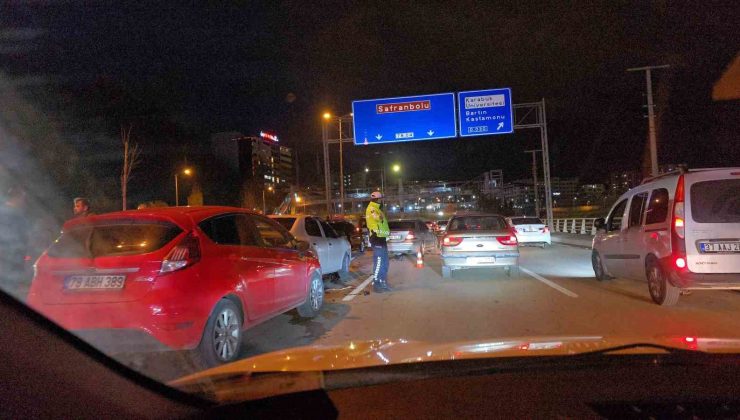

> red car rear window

[{"left": 48, "top": 222, "right": 182, "bottom": 258}]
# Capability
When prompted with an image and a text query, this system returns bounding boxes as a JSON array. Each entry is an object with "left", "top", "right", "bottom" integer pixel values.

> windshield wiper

[{"left": 572, "top": 342, "right": 699, "bottom": 357}]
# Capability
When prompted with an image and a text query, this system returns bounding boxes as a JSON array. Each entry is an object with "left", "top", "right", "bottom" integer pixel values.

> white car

[
  {"left": 592, "top": 167, "right": 740, "bottom": 306},
  {"left": 270, "top": 215, "right": 352, "bottom": 276},
  {"left": 507, "top": 217, "right": 551, "bottom": 247}
]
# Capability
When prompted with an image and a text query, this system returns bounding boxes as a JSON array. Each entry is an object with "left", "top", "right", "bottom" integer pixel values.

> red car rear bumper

[{"left": 27, "top": 279, "right": 217, "bottom": 350}]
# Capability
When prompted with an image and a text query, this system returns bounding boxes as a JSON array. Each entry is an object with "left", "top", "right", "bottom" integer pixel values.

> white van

[{"left": 592, "top": 168, "right": 740, "bottom": 305}]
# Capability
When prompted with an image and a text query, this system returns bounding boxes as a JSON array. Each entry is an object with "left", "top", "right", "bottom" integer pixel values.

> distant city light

[{"left": 259, "top": 131, "right": 279, "bottom": 142}]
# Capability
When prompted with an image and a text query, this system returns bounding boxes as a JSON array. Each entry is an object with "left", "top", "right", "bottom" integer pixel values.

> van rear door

[{"left": 685, "top": 169, "right": 740, "bottom": 274}]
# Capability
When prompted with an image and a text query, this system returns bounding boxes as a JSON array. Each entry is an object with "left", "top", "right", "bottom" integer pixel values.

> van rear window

[
  {"left": 690, "top": 180, "right": 740, "bottom": 223},
  {"left": 48, "top": 222, "right": 182, "bottom": 258}
]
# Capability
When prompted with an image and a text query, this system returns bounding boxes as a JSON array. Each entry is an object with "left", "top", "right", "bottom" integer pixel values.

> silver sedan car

[
  {"left": 387, "top": 219, "right": 434, "bottom": 257},
  {"left": 440, "top": 214, "right": 520, "bottom": 278}
]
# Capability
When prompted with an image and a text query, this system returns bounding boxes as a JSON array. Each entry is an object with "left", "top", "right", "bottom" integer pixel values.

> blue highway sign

[
  {"left": 458, "top": 88, "right": 513, "bottom": 137},
  {"left": 352, "top": 93, "right": 457, "bottom": 145}
]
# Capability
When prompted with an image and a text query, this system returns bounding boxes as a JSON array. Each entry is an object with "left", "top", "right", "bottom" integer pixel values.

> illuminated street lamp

[
  {"left": 175, "top": 167, "right": 193, "bottom": 206},
  {"left": 392, "top": 164, "right": 403, "bottom": 208},
  {"left": 262, "top": 185, "right": 274, "bottom": 215}
]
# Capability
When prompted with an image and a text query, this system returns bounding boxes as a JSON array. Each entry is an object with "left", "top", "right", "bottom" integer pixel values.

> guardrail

[{"left": 548, "top": 218, "right": 598, "bottom": 235}]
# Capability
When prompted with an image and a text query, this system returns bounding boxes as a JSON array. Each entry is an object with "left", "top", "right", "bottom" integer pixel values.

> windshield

[
  {"left": 448, "top": 216, "right": 506, "bottom": 231},
  {"left": 1, "top": 3, "right": 739, "bottom": 405},
  {"left": 388, "top": 221, "right": 416, "bottom": 230}
]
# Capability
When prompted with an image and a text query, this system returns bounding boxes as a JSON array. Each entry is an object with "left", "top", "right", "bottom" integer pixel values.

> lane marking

[
  {"left": 520, "top": 266, "right": 579, "bottom": 298},
  {"left": 342, "top": 275, "right": 375, "bottom": 302}
]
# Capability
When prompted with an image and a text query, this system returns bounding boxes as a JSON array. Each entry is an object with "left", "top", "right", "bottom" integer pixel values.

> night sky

[{"left": 1, "top": 2, "right": 738, "bottom": 206}]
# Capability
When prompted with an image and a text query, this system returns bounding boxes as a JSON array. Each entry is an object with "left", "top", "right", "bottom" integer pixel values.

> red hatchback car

[{"left": 27, "top": 206, "right": 323, "bottom": 366}]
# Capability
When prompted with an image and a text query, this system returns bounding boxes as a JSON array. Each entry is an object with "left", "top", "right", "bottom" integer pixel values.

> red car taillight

[
  {"left": 671, "top": 175, "right": 687, "bottom": 270},
  {"left": 160, "top": 232, "right": 201, "bottom": 274},
  {"left": 442, "top": 236, "right": 463, "bottom": 247}
]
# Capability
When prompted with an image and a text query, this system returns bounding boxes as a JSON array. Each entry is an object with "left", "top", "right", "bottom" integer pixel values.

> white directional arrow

[
  {"left": 427, "top": 129, "right": 434, "bottom": 136},
  {"left": 375, "top": 134, "right": 383, "bottom": 140},
  {"left": 496, "top": 122, "right": 505, "bottom": 130}
]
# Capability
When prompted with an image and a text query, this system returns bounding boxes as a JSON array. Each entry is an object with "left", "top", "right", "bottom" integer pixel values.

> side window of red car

[
  {"left": 199, "top": 215, "right": 240, "bottom": 245},
  {"left": 199, "top": 214, "right": 258, "bottom": 246}
]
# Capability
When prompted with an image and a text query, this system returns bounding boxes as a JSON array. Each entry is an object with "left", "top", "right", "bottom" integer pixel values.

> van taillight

[
  {"left": 671, "top": 175, "right": 687, "bottom": 268},
  {"left": 161, "top": 232, "right": 201, "bottom": 274}
]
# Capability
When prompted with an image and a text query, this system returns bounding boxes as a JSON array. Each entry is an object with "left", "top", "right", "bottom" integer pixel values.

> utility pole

[
  {"left": 627, "top": 64, "right": 669, "bottom": 177},
  {"left": 338, "top": 117, "right": 344, "bottom": 214},
  {"left": 524, "top": 149, "right": 542, "bottom": 217}
]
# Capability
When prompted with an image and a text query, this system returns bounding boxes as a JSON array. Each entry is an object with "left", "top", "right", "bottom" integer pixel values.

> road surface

[{"left": 114, "top": 243, "right": 740, "bottom": 382}]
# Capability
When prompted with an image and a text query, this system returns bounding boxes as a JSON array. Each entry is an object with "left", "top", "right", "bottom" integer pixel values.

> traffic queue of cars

[
  {"left": 28, "top": 167, "right": 733, "bottom": 373},
  {"left": 27, "top": 207, "right": 367, "bottom": 368},
  {"left": 27, "top": 207, "right": 324, "bottom": 366}
]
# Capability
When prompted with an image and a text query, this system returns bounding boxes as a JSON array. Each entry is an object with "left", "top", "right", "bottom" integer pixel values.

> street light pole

[
  {"left": 262, "top": 186, "right": 273, "bottom": 215},
  {"left": 322, "top": 113, "right": 331, "bottom": 216},
  {"left": 381, "top": 169, "right": 386, "bottom": 196},
  {"left": 174, "top": 168, "right": 193, "bottom": 207},
  {"left": 627, "top": 64, "right": 669, "bottom": 177},
  {"left": 365, "top": 167, "right": 386, "bottom": 195},
  {"left": 338, "top": 117, "right": 344, "bottom": 214}
]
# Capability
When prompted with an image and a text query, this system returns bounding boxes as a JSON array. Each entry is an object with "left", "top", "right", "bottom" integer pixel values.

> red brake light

[
  {"left": 497, "top": 235, "right": 518, "bottom": 246},
  {"left": 161, "top": 232, "right": 201, "bottom": 274},
  {"left": 675, "top": 257, "right": 687, "bottom": 269},
  {"left": 406, "top": 231, "right": 416, "bottom": 241},
  {"left": 442, "top": 236, "right": 463, "bottom": 246}
]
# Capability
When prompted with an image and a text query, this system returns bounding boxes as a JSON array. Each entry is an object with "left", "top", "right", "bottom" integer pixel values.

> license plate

[
  {"left": 389, "top": 235, "right": 402, "bottom": 240},
  {"left": 65, "top": 275, "right": 126, "bottom": 290},
  {"left": 700, "top": 242, "right": 740, "bottom": 253},
  {"left": 467, "top": 257, "right": 495, "bottom": 264}
]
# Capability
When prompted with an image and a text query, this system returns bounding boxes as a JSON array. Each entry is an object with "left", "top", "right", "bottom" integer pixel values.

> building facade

[{"left": 210, "top": 131, "right": 293, "bottom": 209}]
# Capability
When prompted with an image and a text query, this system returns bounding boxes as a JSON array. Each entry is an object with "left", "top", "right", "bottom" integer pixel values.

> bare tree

[{"left": 120, "top": 125, "right": 142, "bottom": 210}]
